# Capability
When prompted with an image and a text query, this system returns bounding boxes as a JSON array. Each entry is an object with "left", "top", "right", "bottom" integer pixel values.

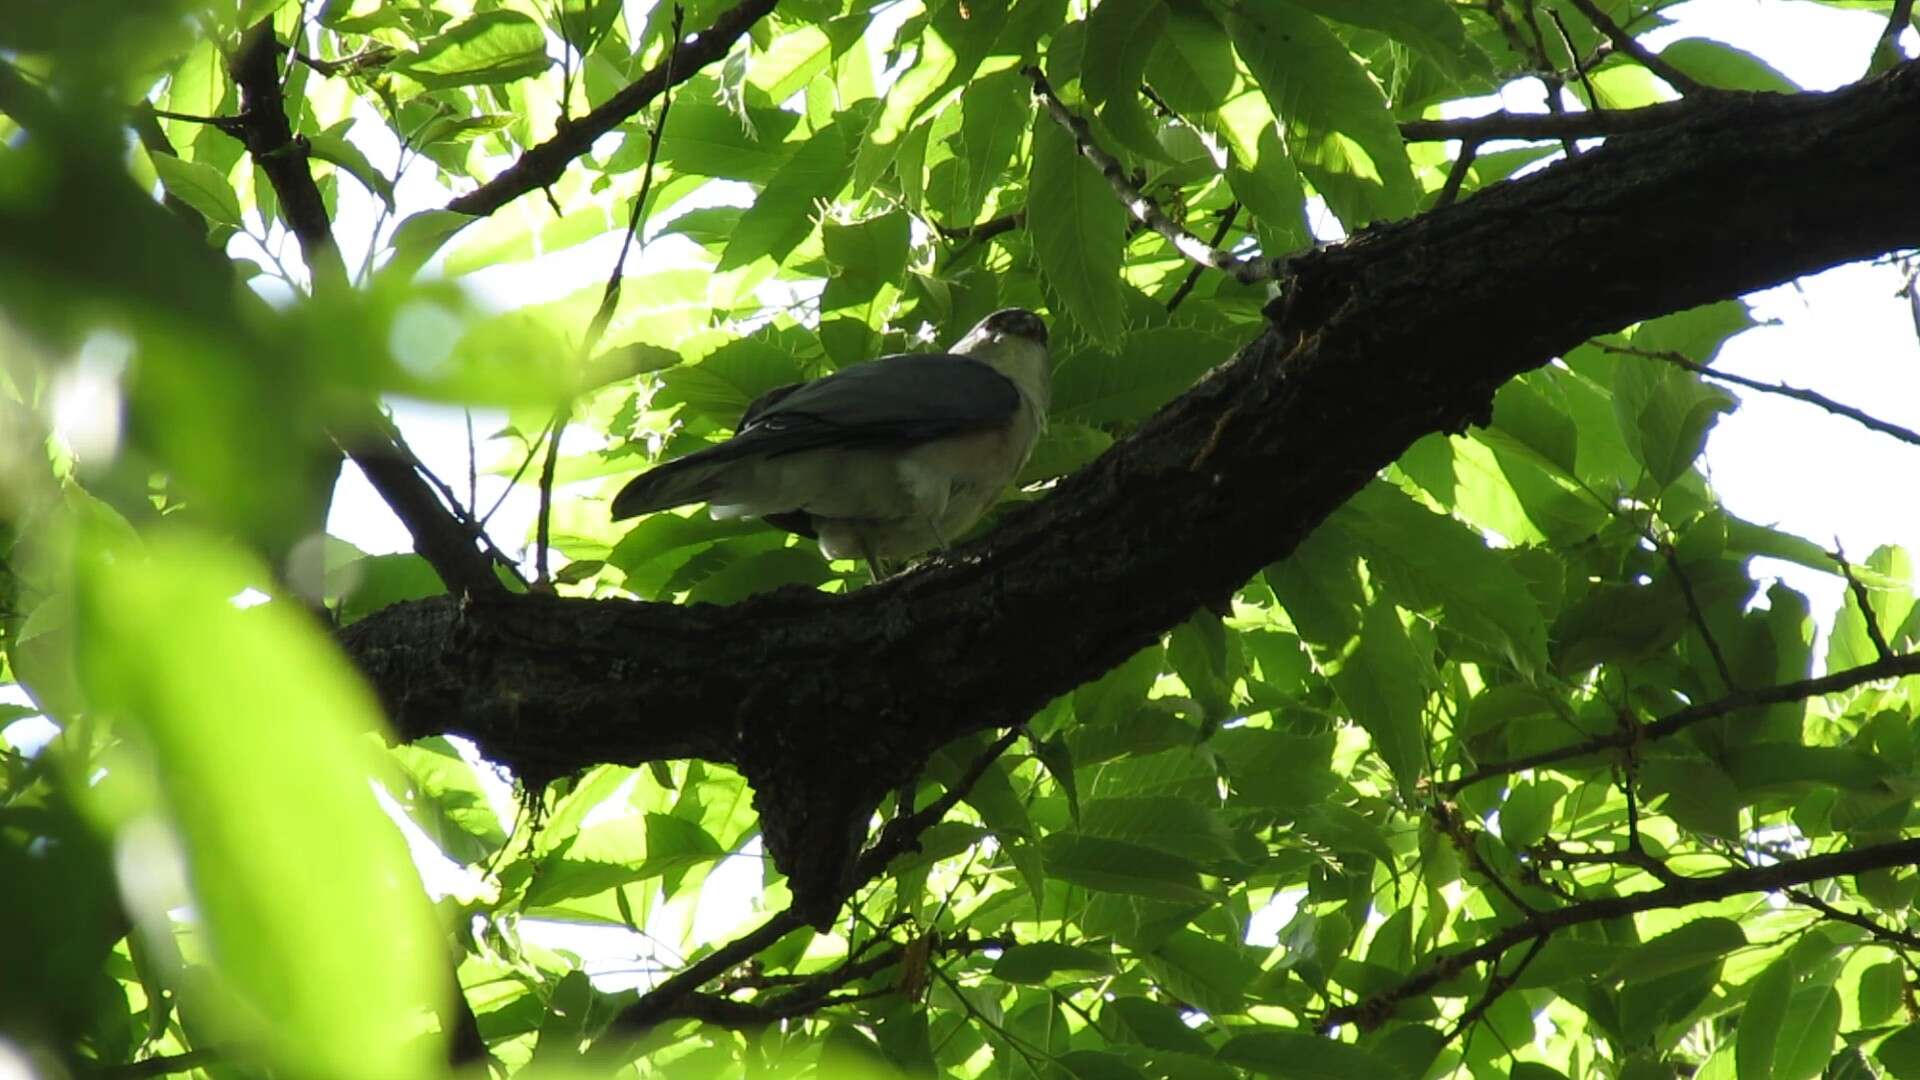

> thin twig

[
  {"left": 1434, "top": 139, "right": 1483, "bottom": 209},
  {"left": 604, "top": 727, "right": 1024, "bottom": 1038},
  {"left": 1327, "top": 834, "right": 1920, "bottom": 1031},
  {"left": 1022, "top": 65, "right": 1277, "bottom": 285},
  {"left": 1598, "top": 340, "right": 1920, "bottom": 450},
  {"left": 1166, "top": 203, "right": 1241, "bottom": 310},
  {"left": 104, "top": 1049, "right": 225, "bottom": 1079},
  {"left": 1447, "top": 934, "right": 1548, "bottom": 1043},
  {"left": 1442, "top": 651, "right": 1920, "bottom": 794},
  {"left": 1547, "top": 9, "right": 1602, "bottom": 108},
  {"left": 934, "top": 211, "right": 1025, "bottom": 245},
  {"left": 1874, "top": 0, "right": 1917, "bottom": 69},
  {"left": 1399, "top": 97, "right": 1698, "bottom": 144},
  {"left": 146, "top": 107, "right": 247, "bottom": 132},
  {"left": 1788, "top": 888, "right": 1920, "bottom": 951},
  {"left": 1564, "top": 0, "right": 1707, "bottom": 95},
  {"left": 445, "top": 0, "right": 776, "bottom": 219},
  {"left": 1834, "top": 542, "right": 1897, "bottom": 661},
  {"left": 1660, "top": 541, "right": 1739, "bottom": 691},
  {"left": 538, "top": 5, "right": 684, "bottom": 587}
]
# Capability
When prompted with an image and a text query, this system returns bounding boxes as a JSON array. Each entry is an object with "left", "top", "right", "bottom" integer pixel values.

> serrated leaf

[
  {"left": 1331, "top": 481, "right": 1549, "bottom": 676},
  {"left": 1286, "top": 0, "right": 1488, "bottom": 80},
  {"left": 1028, "top": 118, "right": 1127, "bottom": 348},
  {"left": 393, "top": 11, "right": 551, "bottom": 89},
  {"left": 991, "top": 942, "right": 1116, "bottom": 984},
  {"left": 1040, "top": 833, "right": 1213, "bottom": 903},
  {"left": 1226, "top": 4, "right": 1416, "bottom": 225},
  {"left": 718, "top": 121, "right": 855, "bottom": 271}
]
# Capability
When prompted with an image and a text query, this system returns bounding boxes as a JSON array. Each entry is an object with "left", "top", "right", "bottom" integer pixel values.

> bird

[{"left": 610, "top": 308, "right": 1051, "bottom": 577}]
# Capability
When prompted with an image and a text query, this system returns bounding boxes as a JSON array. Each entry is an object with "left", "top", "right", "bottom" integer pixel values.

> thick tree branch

[
  {"left": 1443, "top": 651, "right": 1920, "bottom": 794},
  {"left": 229, "top": 22, "right": 348, "bottom": 293},
  {"left": 341, "top": 62, "right": 1920, "bottom": 914},
  {"left": 1326, "top": 835, "right": 1920, "bottom": 1031},
  {"left": 443, "top": 0, "right": 777, "bottom": 220},
  {"left": 1399, "top": 98, "right": 1696, "bottom": 143}
]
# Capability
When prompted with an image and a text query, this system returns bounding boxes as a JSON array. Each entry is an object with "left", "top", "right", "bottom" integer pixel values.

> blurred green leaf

[{"left": 75, "top": 530, "right": 443, "bottom": 1076}]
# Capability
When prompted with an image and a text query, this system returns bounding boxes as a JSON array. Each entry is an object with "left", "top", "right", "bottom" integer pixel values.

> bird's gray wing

[
  {"left": 611, "top": 354, "right": 1019, "bottom": 520},
  {"left": 699, "top": 353, "right": 1022, "bottom": 463}
]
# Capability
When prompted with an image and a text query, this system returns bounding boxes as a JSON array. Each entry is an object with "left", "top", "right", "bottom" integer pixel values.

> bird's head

[{"left": 958, "top": 308, "right": 1049, "bottom": 351}]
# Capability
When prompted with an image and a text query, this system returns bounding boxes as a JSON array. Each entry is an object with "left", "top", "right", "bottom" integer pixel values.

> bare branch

[
  {"left": 1834, "top": 542, "right": 1897, "bottom": 661},
  {"left": 1447, "top": 934, "right": 1547, "bottom": 1043},
  {"left": 1022, "top": 65, "right": 1279, "bottom": 285},
  {"left": 1434, "top": 139, "right": 1483, "bottom": 210},
  {"left": 1564, "top": 0, "right": 1708, "bottom": 95},
  {"left": 229, "top": 22, "right": 348, "bottom": 292},
  {"left": 1399, "top": 98, "right": 1695, "bottom": 144},
  {"left": 1660, "top": 541, "right": 1739, "bottom": 691},
  {"left": 1443, "top": 651, "right": 1920, "bottom": 794},
  {"left": 444, "top": 0, "right": 777, "bottom": 220},
  {"left": 1602, "top": 340, "right": 1920, "bottom": 449},
  {"left": 1788, "top": 888, "right": 1920, "bottom": 951},
  {"left": 934, "top": 211, "right": 1025, "bottom": 245},
  {"left": 604, "top": 729, "right": 1022, "bottom": 1036},
  {"left": 1167, "top": 203, "right": 1241, "bottom": 311},
  {"left": 1327, "top": 835, "right": 1920, "bottom": 1030}
]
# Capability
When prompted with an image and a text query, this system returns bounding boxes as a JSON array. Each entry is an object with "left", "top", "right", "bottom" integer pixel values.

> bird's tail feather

[{"left": 610, "top": 456, "right": 730, "bottom": 520}]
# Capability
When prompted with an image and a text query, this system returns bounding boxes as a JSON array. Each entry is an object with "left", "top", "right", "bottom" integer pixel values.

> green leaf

[
  {"left": 1074, "top": 643, "right": 1165, "bottom": 728},
  {"left": 1331, "top": 481, "right": 1550, "bottom": 676},
  {"left": 1878, "top": 1022, "right": 1920, "bottom": 1077},
  {"left": 75, "top": 531, "right": 443, "bottom": 1076},
  {"left": 1499, "top": 778, "right": 1565, "bottom": 850},
  {"left": 650, "top": 100, "right": 802, "bottom": 182},
  {"left": 1214, "top": 728, "right": 1339, "bottom": 811},
  {"left": 1040, "top": 833, "right": 1214, "bottom": 903},
  {"left": 151, "top": 153, "right": 243, "bottom": 227},
  {"left": 1059, "top": 1049, "right": 1152, "bottom": 1080},
  {"left": 1827, "top": 545, "right": 1913, "bottom": 673},
  {"left": 1078, "top": 795, "right": 1239, "bottom": 863},
  {"left": 1106, "top": 995, "right": 1215, "bottom": 1056},
  {"left": 1284, "top": 0, "right": 1489, "bottom": 80},
  {"left": 1027, "top": 117, "right": 1127, "bottom": 348},
  {"left": 384, "top": 209, "right": 476, "bottom": 278},
  {"left": 1226, "top": 4, "right": 1417, "bottom": 225},
  {"left": 393, "top": 11, "right": 551, "bottom": 88},
  {"left": 1659, "top": 38, "right": 1799, "bottom": 92},
  {"left": 1144, "top": 930, "right": 1258, "bottom": 1015},
  {"left": 1860, "top": 960, "right": 1905, "bottom": 1027},
  {"left": 1050, "top": 324, "right": 1241, "bottom": 426},
  {"left": 1775, "top": 985, "right": 1841, "bottom": 1080},
  {"left": 1609, "top": 917, "right": 1746, "bottom": 982},
  {"left": 1217, "top": 1028, "right": 1394, "bottom": 1077},
  {"left": 1738, "top": 954, "right": 1794, "bottom": 1080},
  {"left": 991, "top": 942, "right": 1117, "bottom": 984},
  {"left": 307, "top": 127, "right": 394, "bottom": 209},
  {"left": 718, "top": 120, "right": 856, "bottom": 270}
]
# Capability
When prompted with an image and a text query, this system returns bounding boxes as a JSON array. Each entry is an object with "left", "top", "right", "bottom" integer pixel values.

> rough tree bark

[{"left": 340, "top": 62, "right": 1920, "bottom": 922}]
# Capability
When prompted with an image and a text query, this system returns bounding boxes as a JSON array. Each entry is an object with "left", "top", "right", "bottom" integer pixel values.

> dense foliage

[{"left": 3, "top": 0, "right": 1919, "bottom": 1077}]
